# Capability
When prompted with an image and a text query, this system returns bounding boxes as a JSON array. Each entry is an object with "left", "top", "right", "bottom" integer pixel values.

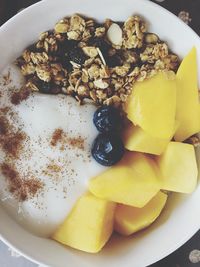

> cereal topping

[{"left": 16, "top": 14, "right": 179, "bottom": 106}]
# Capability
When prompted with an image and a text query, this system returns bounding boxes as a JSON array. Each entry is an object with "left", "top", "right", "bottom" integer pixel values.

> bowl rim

[{"left": 0, "top": 0, "right": 200, "bottom": 266}]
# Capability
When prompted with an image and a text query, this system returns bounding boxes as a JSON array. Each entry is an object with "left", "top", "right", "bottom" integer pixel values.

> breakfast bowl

[{"left": 0, "top": 0, "right": 200, "bottom": 266}]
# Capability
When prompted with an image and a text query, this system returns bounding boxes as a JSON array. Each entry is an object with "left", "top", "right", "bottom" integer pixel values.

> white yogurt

[{"left": 0, "top": 65, "right": 107, "bottom": 237}]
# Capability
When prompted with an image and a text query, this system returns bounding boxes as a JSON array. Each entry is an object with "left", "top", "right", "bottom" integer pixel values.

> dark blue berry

[
  {"left": 90, "top": 38, "right": 122, "bottom": 67},
  {"left": 61, "top": 57, "right": 73, "bottom": 72},
  {"left": 27, "top": 44, "right": 41, "bottom": 53},
  {"left": 93, "top": 106, "right": 122, "bottom": 133},
  {"left": 55, "top": 40, "right": 79, "bottom": 71},
  {"left": 68, "top": 47, "right": 87, "bottom": 65},
  {"left": 92, "top": 38, "right": 110, "bottom": 53},
  {"left": 105, "top": 55, "right": 123, "bottom": 67},
  {"left": 38, "top": 81, "right": 61, "bottom": 94},
  {"left": 56, "top": 40, "right": 78, "bottom": 57},
  {"left": 38, "top": 81, "right": 51, "bottom": 94},
  {"left": 91, "top": 133, "right": 124, "bottom": 166}
]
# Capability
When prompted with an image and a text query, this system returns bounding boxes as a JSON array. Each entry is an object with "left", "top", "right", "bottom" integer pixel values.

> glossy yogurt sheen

[{"left": 0, "top": 64, "right": 107, "bottom": 237}]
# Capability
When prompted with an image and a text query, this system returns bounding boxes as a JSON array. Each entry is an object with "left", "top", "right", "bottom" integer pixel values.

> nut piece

[
  {"left": 21, "top": 63, "right": 35, "bottom": 76},
  {"left": 22, "top": 50, "right": 31, "bottom": 63},
  {"left": 145, "top": 33, "right": 159, "bottom": 44},
  {"left": 94, "top": 79, "right": 109, "bottom": 89},
  {"left": 88, "top": 64, "right": 100, "bottom": 79},
  {"left": 30, "top": 52, "right": 48, "bottom": 65},
  {"left": 95, "top": 27, "right": 106, "bottom": 37},
  {"left": 123, "top": 50, "right": 138, "bottom": 64},
  {"left": 35, "top": 64, "right": 51, "bottom": 82},
  {"left": 67, "top": 31, "right": 80, "bottom": 40},
  {"left": 114, "top": 64, "right": 130, "bottom": 77},
  {"left": 107, "top": 23, "right": 123, "bottom": 46},
  {"left": 77, "top": 85, "right": 90, "bottom": 97},
  {"left": 55, "top": 22, "right": 69, "bottom": 33},
  {"left": 103, "top": 95, "right": 121, "bottom": 106},
  {"left": 82, "top": 46, "right": 98, "bottom": 58},
  {"left": 140, "top": 43, "right": 169, "bottom": 63},
  {"left": 123, "top": 16, "right": 147, "bottom": 49}
]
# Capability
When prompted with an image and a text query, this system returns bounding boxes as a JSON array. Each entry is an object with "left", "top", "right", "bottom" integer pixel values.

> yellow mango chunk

[
  {"left": 175, "top": 47, "right": 200, "bottom": 141},
  {"left": 125, "top": 72, "right": 176, "bottom": 139},
  {"left": 89, "top": 152, "right": 160, "bottom": 208},
  {"left": 52, "top": 192, "right": 116, "bottom": 253},
  {"left": 115, "top": 191, "right": 167, "bottom": 236},
  {"left": 157, "top": 142, "right": 198, "bottom": 193},
  {"left": 123, "top": 124, "right": 170, "bottom": 155}
]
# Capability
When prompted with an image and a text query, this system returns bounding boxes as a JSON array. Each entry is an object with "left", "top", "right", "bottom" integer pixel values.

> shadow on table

[{"left": 150, "top": 230, "right": 200, "bottom": 267}]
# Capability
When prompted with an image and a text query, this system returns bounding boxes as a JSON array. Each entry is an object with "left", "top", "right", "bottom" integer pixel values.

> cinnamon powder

[
  {"left": 50, "top": 128, "right": 85, "bottom": 150},
  {"left": 1, "top": 162, "right": 43, "bottom": 201},
  {"left": 11, "top": 86, "right": 31, "bottom": 105},
  {"left": 2, "top": 132, "right": 26, "bottom": 158},
  {"left": 51, "top": 128, "right": 64, "bottom": 146},
  {"left": 67, "top": 136, "right": 85, "bottom": 150},
  {"left": 0, "top": 115, "right": 26, "bottom": 158},
  {"left": 0, "top": 107, "right": 44, "bottom": 202},
  {"left": 0, "top": 116, "right": 9, "bottom": 135}
]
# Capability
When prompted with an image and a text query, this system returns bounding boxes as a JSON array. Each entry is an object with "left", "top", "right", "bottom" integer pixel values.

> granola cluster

[{"left": 17, "top": 14, "right": 179, "bottom": 106}]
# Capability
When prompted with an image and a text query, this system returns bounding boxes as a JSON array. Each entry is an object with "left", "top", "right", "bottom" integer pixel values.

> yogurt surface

[{"left": 0, "top": 64, "right": 107, "bottom": 237}]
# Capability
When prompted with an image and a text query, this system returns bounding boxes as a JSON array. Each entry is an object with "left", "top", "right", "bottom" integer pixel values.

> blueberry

[
  {"left": 105, "top": 55, "right": 123, "bottom": 68},
  {"left": 61, "top": 57, "right": 73, "bottom": 72},
  {"left": 38, "top": 81, "right": 51, "bottom": 94},
  {"left": 93, "top": 106, "right": 122, "bottom": 133},
  {"left": 38, "top": 81, "right": 61, "bottom": 94},
  {"left": 27, "top": 44, "right": 41, "bottom": 53},
  {"left": 89, "top": 38, "right": 123, "bottom": 67},
  {"left": 92, "top": 38, "right": 110, "bottom": 53},
  {"left": 68, "top": 47, "right": 87, "bottom": 65},
  {"left": 92, "top": 133, "right": 124, "bottom": 166},
  {"left": 56, "top": 40, "right": 78, "bottom": 57}
]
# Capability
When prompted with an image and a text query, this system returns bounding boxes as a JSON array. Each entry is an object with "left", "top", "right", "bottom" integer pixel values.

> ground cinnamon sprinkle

[
  {"left": 0, "top": 112, "right": 27, "bottom": 158},
  {"left": 51, "top": 128, "right": 64, "bottom": 146},
  {"left": 0, "top": 116, "right": 9, "bottom": 135},
  {"left": 1, "top": 162, "right": 43, "bottom": 202},
  {"left": 50, "top": 128, "right": 85, "bottom": 150},
  {"left": 2, "top": 132, "right": 26, "bottom": 158},
  {"left": 2, "top": 71, "right": 11, "bottom": 86},
  {"left": 46, "top": 163, "right": 62, "bottom": 173},
  {"left": 68, "top": 136, "right": 85, "bottom": 150},
  {"left": 0, "top": 107, "right": 11, "bottom": 114},
  {"left": 11, "top": 86, "right": 31, "bottom": 105}
]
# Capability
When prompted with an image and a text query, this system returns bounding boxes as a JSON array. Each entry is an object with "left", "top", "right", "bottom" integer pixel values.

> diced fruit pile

[{"left": 52, "top": 47, "right": 199, "bottom": 253}]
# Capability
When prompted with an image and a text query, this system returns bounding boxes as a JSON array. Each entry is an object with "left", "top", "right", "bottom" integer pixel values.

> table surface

[{"left": 0, "top": 0, "right": 200, "bottom": 266}]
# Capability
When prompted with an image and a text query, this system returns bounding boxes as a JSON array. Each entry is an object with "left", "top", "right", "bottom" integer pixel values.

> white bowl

[{"left": 0, "top": 0, "right": 200, "bottom": 266}]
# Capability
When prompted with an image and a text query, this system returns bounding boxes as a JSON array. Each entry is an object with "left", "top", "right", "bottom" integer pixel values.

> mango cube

[
  {"left": 52, "top": 192, "right": 116, "bottom": 253},
  {"left": 123, "top": 124, "right": 170, "bottom": 155},
  {"left": 175, "top": 47, "right": 200, "bottom": 141},
  {"left": 157, "top": 142, "right": 198, "bottom": 193},
  {"left": 125, "top": 72, "right": 176, "bottom": 139},
  {"left": 89, "top": 152, "right": 160, "bottom": 208},
  {"left": 115, "top": 191, "right": 167, "bottom": 236}
]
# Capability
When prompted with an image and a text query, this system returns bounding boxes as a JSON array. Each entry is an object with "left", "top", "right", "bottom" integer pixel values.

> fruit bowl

[{"left": 0, "top": 0, "right": 200, "bottom": 266}]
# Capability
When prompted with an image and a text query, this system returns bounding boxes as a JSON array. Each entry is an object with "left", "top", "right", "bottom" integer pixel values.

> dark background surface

[{"left": 0, "top": 0, "right": 200, "bottom": 266}]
